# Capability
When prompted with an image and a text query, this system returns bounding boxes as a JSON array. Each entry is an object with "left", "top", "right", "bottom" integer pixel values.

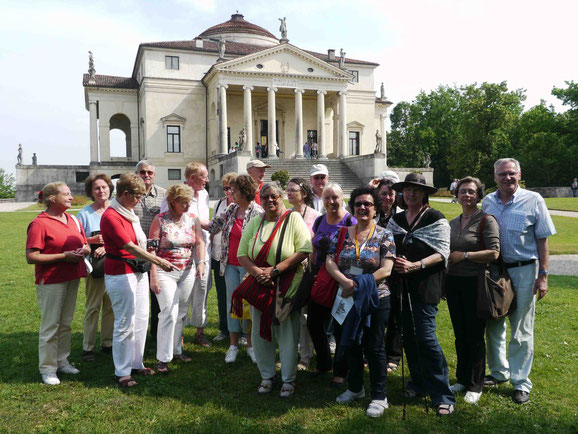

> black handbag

[
  {"left": 106, "top": 253, "right": 151, "bottom": 274},
  {"left": 476, "top": 215, "right": 516, "bottom": 320},
  {"left": 89, "top": 231, "right": 105, "bottom": 278}
]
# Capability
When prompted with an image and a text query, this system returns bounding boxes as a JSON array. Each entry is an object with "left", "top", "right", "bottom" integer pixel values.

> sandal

[
  {"left": 174, "top": 354, "right": 192, "bottom": 363},
  {"left": 116, "top": 375, "right": 137, "bottom": 388},
  {"left": 156, "top": 361, "right": 169, "bottom": 374},
  {"left": 297, "top": 360, "right": 309, "bottom": 371},
  {"left": 132, "top": 367, "right": 155, "bottom": 376},
  {"left": 436, "top": 404, "right": 454, "bottom": 416},
  {"left": 258, "top": 378, "right": 275, "bottom": 394},
  {"left": 82, "top": 351, "right": 95, "bottom": 362},
  {"left": 280, "top": 382, "right": 295, "bottom": 398},
  {"left": 387, "top": 362, "right": 398, "bottom": 373}
]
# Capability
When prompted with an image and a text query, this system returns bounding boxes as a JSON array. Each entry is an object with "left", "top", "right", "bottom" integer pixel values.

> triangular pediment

[
  {"left": 215, "top": 44, "right": 352, "bottom": 80},
  {"left": 161, "top": 113, "right": 186, "bottom": 123}
]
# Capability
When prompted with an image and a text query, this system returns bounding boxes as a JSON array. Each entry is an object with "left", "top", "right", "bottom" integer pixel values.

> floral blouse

[
  {"left": 208, "top": 201, "right": 264, "bottom": 275},
  {"left": 157, "top": 212, "right": 197, "bottom": 269},
  {"left": 327, "top": 224, "right": 396, "bottom": 297}
]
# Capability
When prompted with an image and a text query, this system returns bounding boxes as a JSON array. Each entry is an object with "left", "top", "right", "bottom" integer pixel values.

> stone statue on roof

[
  {"left": 375, "top": 130, "right": 383, "bottom": 153},
  {"left": 380, "top": 82, "right": 385, "bottom": 99},
  {"left": 32, "top": 153, "right": 37, "bottom": 166},
  {"left": 218, "top": 37, "right": 226, "bottom": 60},
  {"left": 17, "top": 144, "right": 22, "bottom": 165},
  {"left": 279, "top": 17, "right": 287, "bottom": 40},
  {"left": 339, "top": 49, "right": 346, "bottom": 69},
  {"left": 88, "top": 51, "right": 96, "bottom": 80}
]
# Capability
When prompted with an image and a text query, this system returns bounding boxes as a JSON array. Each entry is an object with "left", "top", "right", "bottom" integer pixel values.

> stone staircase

[{"left": 261, "top": 158, "right": 363, "bottom": 194}]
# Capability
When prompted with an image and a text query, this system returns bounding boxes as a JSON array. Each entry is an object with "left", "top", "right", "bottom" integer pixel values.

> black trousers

[
  {"left": 149, "top": 271, "right": 160, "bottom": 340},
  {"left": 385, "top": 287, "right": 402, "bottom": 365},
  {"left": 346, "top": 296, "right": 390, "bottom": 400},
  {"left": 212, "top": 258, "right": 229, "bottom": 336},
  {"left": 445, "top": 274, "right": 487, "bottom": 392},
  {"left": 307, "top": 300, "right": 347, "bottom": 377}
]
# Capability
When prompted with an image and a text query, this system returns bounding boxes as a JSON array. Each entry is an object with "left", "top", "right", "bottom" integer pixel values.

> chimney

[
  {"left": 327, "top": 49, "right": 335, "bottom": 60},
  {"left": 195, "top": 39, "right": 203, "bottom": 48}
]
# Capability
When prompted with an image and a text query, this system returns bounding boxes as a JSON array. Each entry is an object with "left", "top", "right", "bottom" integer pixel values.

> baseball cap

[
  {"left": 247, "top": 160, "right": 271, "bottom": 169},
  {"left": 310, "top": 164, "right": 329, "bottom": 177}
]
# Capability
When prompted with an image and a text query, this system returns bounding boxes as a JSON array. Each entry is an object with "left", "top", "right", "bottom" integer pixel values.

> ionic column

[
  {"left": 339, "top": 91, "right": 347, "bottom": 158},
  {"left": 89, "top": 101, "right": 98, "bottom": 162},
  {"left": 267, "top": 86, "right": 278, "bottom": 159},
  {"left": 243, "top": 85, "right": 254, "bottom": 155},
  {"left": 218, "top": 84, "right": 228, "bottom": 155},
  {"left": 317, "top": 90, "right": 327, "bottom": 159},
  {"left": 294, "top": 89, "right": 305, "bottom": 158},
  {"left": 380, "top": 113, "right": 387, "bottom": 159}
]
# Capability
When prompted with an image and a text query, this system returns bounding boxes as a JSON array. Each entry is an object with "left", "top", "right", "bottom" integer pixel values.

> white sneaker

[
  {"left": 464, "top": 390, "right": 482, "bottom": 404},
  {"left": 225, "top": 346, "right": 239, "bottom": 363},
  {"left": 58, "top": 364, "right": 80, "bottom": 375},
  {"left": 247, "top": 347, "right": 257, "bottom": 364},
  {"left": 450, "top": 383, "right": 466, "bottom": 393},
  {"left": 41, "top": 373, "right": 60, "bottom": 385},
  {"left": 213, "top": 332, "right": 228, "bottom": 342},
  {"left": 328, "top": 335, "right": 336, "bottom": 355},
  {"left": 366, "top": 399, "right": 389, "bottom": 417},
  {"left": 336, "top": 387, "right": 365, "bottom": 404}
]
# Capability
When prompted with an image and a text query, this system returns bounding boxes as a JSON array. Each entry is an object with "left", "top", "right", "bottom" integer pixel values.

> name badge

[{"left": 350, "top": 266, "right": 363, "bottom": 276}]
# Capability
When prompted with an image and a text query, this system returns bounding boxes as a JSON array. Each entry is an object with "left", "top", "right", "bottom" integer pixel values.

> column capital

[
  {"left": 88, "top": 100, "right": 98, "bottom": 106},
  {"left": 317, "top": 90, "right": 327, "bottom": 95},
  {"left": 294, "top": 88, "right": 305, "bottom": 94},
  {"left": 267, "top": 86, "right": 278, "bottom": 92},
  {"left": 243, "top": 85, "right": 254, "bottom": 91},
  {"left": 217, "top": 84, "right": 229, "bottom": 90},
  {"left": 338, "top": 90, "right": 348, "bottom": 96}
]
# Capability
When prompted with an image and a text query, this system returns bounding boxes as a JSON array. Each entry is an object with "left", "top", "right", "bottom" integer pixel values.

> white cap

[
  {"left": 310, "top": 164, "right": 329, "bottom": 177},
  {"left": 378, "top": 170, "right": 400, "bottom": 183},
  {"left": 247, "top": 159, "right": 271, "bottom": 169}
]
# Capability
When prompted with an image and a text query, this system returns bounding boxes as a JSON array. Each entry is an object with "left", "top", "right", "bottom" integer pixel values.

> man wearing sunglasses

[{"left": 134, "top": 160, "right": 166, "bottom": 343}]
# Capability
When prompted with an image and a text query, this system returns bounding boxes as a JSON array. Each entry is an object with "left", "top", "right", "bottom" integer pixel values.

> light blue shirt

[
  {"left": 482, "top": 187, "right": 556, "bottom": 263},
  {"left": 77, "top": 205, "right": 103, "bottom": 237}
]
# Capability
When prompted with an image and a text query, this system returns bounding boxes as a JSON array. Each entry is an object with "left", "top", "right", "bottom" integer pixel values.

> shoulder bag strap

[{"left": 275, "top": 211, "right": 293, "bottom": 266}]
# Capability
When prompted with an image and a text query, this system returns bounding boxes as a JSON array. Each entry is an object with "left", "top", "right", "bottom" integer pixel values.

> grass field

[
  {"left": 544, "top": 198, "right": 578, "bottom": 212},
  {"left": 1, "top": 211, "right": 577, "bottom": 433}
]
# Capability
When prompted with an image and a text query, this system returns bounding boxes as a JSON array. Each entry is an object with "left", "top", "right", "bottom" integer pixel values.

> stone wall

[
  {"left": 341, "top": 153, "right": 434, "bottom": 186},
  {"left": 528, "top": 187, "right": 573, "bottom": 198}
]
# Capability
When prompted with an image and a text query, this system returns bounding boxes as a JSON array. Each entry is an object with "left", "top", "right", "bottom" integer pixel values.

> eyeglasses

[
  {"left": 353, "top": 201, "right": 375, "bottom": 208},
  {"left": 286, "top": 188, "right": 301, "bottom": 193},
  {"left": 223, "top": 187, "right": 232, "bottom": 192},
  {"left": 139, "top": 170, "right": 154, "bottom": 176},
  {"left": 497, "top": 171, "right": 519, "bottom": 178},
  {"left": 312, "top": 175, "right": 326, "bottom": 181},
  {"left": 262, "top": 194, "right": 280, "bottom": 201},
  {"left": 132, "top": 193, "right": 143, "bottom": 201}
]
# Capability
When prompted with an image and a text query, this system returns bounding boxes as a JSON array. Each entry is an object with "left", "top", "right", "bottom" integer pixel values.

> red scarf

[{"left": 231, "top": 211, "right": 296, "bottom": 341}]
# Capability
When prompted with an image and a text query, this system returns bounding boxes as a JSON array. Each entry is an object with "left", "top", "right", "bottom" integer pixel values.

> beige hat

[
  {"left": 310, "top": 164, "right": 329, "bottom": 177},
  {"left": 247, "top": 159, "right": 271, "bottom": 169}
]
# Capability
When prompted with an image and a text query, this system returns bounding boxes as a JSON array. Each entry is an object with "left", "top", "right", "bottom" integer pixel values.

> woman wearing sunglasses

[{"left": 326, "top": 186, "right": 396, "bottom": 417}]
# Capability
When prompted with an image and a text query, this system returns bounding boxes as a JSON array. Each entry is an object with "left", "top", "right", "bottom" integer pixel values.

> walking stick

[{"left": 399, "top": 280, "right": 407, "bottom": 420}]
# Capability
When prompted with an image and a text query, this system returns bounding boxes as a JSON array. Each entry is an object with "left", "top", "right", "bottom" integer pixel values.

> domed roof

[{"left": 198, "top": 13, "right": 277, "bottom": 41}]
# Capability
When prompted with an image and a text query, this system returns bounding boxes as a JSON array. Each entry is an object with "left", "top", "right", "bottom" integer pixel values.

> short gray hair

[
  {"left": 322, "top": 183, "right": 343, "bottom": 198},
  {"left": 136, "top": 160, "right": 155, "bottom": 173},
  {"left": 494, "top": 158, "right": 521, "bottom": 174},
  {"left": 260, "top": 181, "right": 283, "bottom": 197}
]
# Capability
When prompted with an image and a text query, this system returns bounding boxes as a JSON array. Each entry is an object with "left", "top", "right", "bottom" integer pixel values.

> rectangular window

[
  {"left": 349, "top": 131, "right": 360, "bottom": 155},
  {"left": 348, "top": 70, "right": 359, "bottom": 83},
  {"left": 165, "top": 56, "right": 179, "bottom": 70},
  {"left": 167, "top": 125, "right": 181, "bottom": 153},
  {"left": 75, "top": 171, "right": 89, "bottom": 183},
  {"left": 168, "top": 169, "right": 181, "bottom": 180}
]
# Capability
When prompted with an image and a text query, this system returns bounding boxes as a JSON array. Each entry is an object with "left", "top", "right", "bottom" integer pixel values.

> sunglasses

[
  {"left": 354, "top": 201, "right": 374, "bottom": 208},
  {"left": 139, "top": 170, "right": 154, "bottom": 176},
  {"left": 262, "top": 194, "right": 280, "bottom": 201},
  {"left": 223, "top": 186, "right": 232, "bottom": 192}
]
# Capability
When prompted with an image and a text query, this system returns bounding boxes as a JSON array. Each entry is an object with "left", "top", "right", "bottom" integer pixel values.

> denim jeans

[
  {"left": 224, "top": 264, "right": 247, "bottom": 333},
  {"left": 346, "top": 296, "right": 390, "bottom": 400},
  {"left": 402, "top": 300, "right": 455, "bottom": 407}
]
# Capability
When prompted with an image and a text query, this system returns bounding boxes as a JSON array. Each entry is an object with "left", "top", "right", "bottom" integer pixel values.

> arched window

[{"left": 109, "top": 114, "right": 132, "bottom": 158}]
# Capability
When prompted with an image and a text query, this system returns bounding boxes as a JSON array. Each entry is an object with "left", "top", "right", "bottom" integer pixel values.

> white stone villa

[{"left": 16, "top": 13, "right": 430, "bottom": 200}]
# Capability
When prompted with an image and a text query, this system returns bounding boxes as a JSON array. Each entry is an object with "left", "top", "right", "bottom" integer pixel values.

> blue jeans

[
  {"left": 224, "top": 264, "right": 247, "bottom": 333},
  {"left": 402, "top": 301, "right": 455, "bottom": 407}
]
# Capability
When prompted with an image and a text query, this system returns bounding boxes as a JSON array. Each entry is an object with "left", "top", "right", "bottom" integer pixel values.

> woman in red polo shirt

[
  {"left": 26, "top": 182, "right": 90, "bottom": 386},
  {"left": 100, "top": 173, "right": 176, "bottom": 388}
]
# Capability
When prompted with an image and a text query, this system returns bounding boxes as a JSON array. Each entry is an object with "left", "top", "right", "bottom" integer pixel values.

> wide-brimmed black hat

[{"left": 392, "top": 172, "right": 438, "bottom": 195}]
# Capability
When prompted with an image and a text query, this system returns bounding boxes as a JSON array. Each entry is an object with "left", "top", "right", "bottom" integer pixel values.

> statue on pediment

[
  {"left": 375, "top": 130, "right": 383, "bottom": 153},
  {"left": 218, "top": 37, "right": 226, "bottom": 59},
  {"left": 380, "top": 82, "right": 385, "bottom": 99},
  {"left": 339, "top": 49, "right": 346, "bottom": 69},
  {"left": 17, "top": 144, "right": 22, "bottom": 164},
  {"left": 88, "top": 51, "right": 96, "bottom": 80},
  {"left": 238, "top": 128, "right": 246, "bottom": 150},
  {"left": 279, "top": 17, "right": 287, "bottom": 40}
]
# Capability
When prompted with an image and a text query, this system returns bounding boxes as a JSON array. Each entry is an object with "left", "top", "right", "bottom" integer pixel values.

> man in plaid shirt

[{"left": 133, "top": 160, "right": 166, "bottom": 343}]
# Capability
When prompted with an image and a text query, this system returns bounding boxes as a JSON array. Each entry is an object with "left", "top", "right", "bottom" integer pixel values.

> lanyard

[{"left": 354, "top": 223, "right": 375, "bottom": 261}]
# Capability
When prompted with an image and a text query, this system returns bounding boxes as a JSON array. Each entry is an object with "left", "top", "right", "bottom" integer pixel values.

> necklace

[
  {"left": 257, "top": 213, "right": 282, "bottom": 243},
  {"left": 354, "top": 222, "right": 376, "bottom": 260}
]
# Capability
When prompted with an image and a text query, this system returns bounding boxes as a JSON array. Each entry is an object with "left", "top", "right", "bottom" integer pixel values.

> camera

[{"left": 147, "top": 238, "right": 159, "bottom": 249}]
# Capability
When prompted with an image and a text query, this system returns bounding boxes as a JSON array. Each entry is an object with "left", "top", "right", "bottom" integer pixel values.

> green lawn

[
  {"left": 544, "top": 198, "right": 578, "bottom": 212},
  {"left": 1, "top": 212, "right": 577, "bottom": 432}
]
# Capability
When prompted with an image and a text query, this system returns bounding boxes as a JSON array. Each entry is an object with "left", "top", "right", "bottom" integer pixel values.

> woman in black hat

[{"left": 387, "top": 173, "right": 456, "bottom": 416}]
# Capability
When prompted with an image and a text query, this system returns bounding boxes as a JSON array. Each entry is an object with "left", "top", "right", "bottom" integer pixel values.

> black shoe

[
  {"left": 513, "top": 390, "right": 530, "bottom": 404},
  {"left": 101, "top": 346, "right": 112, "bottom": 354},
  {"left": 484, "top": 375, "right": 507, "bottom": 387},
  {"left": 82, "top": 350, "right": 95, "bottom": 362}
]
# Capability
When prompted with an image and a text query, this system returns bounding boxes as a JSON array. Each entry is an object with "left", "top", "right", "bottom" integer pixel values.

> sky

[{"left": 1, "top": 0, "right": 576, "bottom": 176}]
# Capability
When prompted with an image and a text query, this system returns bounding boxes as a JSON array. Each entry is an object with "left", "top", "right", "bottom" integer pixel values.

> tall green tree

[{"left": 0, "top": 169, "right": 15, "bottom": 199}]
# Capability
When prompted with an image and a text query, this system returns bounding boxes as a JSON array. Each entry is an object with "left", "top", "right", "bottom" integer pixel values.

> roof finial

[
  {"left": 88, "top": 51, "right": 96, "bottom": 83},
  {"left": 279, "top": 17, "right": 288, "bottom": 43}
]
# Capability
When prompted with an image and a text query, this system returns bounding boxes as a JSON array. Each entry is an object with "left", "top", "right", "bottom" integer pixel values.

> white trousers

[
  {"left": 299, "top": 306, "right": 314, "bottom": 363},
  {"left": 186, "top": 261, "right": 212, "bottom": 328},
  {"left": 105, "top": 272, "right": 149, "bottom": 377},
  {"left": 155, "top": 267, "right": 195, "bottom": 362},
  {"left": 486, "top": 263, "right": 536, "bottom": 392},
  {"left": 36, "top": 279, "right": 80, "bottom": 374}
]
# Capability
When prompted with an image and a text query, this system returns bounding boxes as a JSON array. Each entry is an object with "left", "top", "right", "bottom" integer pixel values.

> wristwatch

[
  {"left": 420, "top": 260, "right": 426, "bottom": 269},
  {"left": 538, "top": 269, "right": 548, "bottom": 276},
  {"left": 272, "top": 267, "right": 281, "bottom": 278},
  {"left": 464, "top": 252, "right": 469, "bottom": 261}
]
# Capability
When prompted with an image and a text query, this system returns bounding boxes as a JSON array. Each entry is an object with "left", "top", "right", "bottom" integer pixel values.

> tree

[{"left": 0, "top": 169, "right": 15, "bottom": 199}]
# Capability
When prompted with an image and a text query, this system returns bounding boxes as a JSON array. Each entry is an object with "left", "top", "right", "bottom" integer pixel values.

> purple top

[{"left": 312, "top": 213, "right": 357, "bottom": 269}]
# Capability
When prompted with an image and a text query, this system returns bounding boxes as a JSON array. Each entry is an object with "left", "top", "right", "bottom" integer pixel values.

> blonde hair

[
  {"left": 38, "top": 182, "right": 67, "bottom": 208},
  {"left": 116, "top": 173, "right": 145, "bottom": 197},
  {"left": 184, "top": 161, "right": 206, "bottom": 180},
  {"left": 166, "top": 184, "right": 194, "bottom": 208},
  {"left": 222, "top": 172, "right": 238, "bottom": 187}
]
